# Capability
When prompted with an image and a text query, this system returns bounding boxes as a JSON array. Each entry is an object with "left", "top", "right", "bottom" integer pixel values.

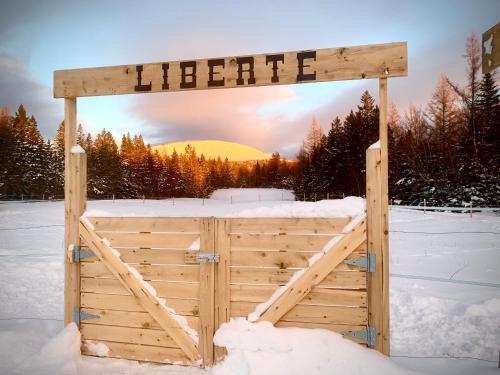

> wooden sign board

[
  {"left": 482, "top": 22, "right": 499, "bottom": 74},
  {"left": 54, "top": 42, "right": 407, "bottom": 98}
]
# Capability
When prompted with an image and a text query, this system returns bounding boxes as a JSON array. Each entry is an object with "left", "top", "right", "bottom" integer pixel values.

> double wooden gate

[{"left": 74, "top": 213, "right": 375, "bottom": 367}]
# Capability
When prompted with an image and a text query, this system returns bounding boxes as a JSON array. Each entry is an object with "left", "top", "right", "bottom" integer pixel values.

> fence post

[
  {"left": 214, "top": 218, "right": 231, "bottom": 362},
  {"left": 470, "top": 200, "right": 473, "bottom": 218},
  {"left": 366, "top": 145, "right": 389, "bottom": 355},
  {"left": 64, "top": 97, "right": 87, "bottom": 326},
  {"left": 423, "top": 199, "right": 426, "bottom": 214},
  {"left": 199, "top": 217, "right": 216, "bottom": 366}
]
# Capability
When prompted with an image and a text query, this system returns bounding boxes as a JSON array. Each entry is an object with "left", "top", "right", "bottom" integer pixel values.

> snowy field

[{"left": 0, "top": 190, "right": 499, "bottom": 374}]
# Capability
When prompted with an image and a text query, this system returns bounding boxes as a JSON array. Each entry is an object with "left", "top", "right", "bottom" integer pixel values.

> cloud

[
  {"left": 0, "top": 54, "right": 62, "bottom": 138},
  {"left": 128, "top": 86, "right": 311, "bottom": 154}
]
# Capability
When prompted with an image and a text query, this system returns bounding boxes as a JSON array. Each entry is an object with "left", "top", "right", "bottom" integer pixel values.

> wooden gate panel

[
  {"left": 79, "top": 217, "right": 203, "bottom": 365},
  {"left": 221, "top": 217, "right": 369, "bottom": 346},
  {"left": 77, "top": 215, "right": 373, "bottom": 364}
]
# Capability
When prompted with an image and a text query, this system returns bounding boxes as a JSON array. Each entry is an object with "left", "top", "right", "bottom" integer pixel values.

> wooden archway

[{"left": 55, "top": 42, "right": 407, "bottom": 357}]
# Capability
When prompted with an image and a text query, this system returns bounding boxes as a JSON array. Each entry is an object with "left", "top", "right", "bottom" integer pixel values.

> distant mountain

[{"left": 152, "top": 140, "right": 271, "bottom": 161}]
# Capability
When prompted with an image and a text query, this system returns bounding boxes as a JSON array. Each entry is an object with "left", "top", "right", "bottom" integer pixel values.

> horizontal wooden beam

[{"left": 54, "top": 42, "right": 407, "bottom": 98}]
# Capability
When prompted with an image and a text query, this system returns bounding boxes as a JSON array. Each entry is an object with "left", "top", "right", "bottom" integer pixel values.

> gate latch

[{"left": 196, "top": 253, "right": 220, "bottom": 263}]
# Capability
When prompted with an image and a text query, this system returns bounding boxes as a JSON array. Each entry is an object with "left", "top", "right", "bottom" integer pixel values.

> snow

[
  {"left": 369, "top": 140, "right": 381, "bottom": 149},
  {"left": 84, "top": 340, "right": 109, "bottom": 357},
  {"left": 188, "top": 238, "right": 201, "bottom": 251},
  {"left": 0, "top": 192, "right": 499, "bottom": 374},
  {"left": 83, "top": 195, "right": 365, "bottom": 218},
  {"left": 211, "top": 318, "right": 422, "bottom": 375},
  {"left": 70, "top": 145, "right": 85, "bottom": 154},
  {"left": 210, "top": 188, "right": 295, "bottom": 203}
]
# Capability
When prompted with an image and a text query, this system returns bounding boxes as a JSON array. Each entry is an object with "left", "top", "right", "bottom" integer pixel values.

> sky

[{"left": 0, "top": 0, "right": 498, "bottom": 157}]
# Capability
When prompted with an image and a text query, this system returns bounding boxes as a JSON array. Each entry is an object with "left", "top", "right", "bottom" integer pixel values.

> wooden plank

[
  {"left": 230, "top": 284, "right": 366, "bottom": 307},
  {"left": 231, "top": 302, "right": 367, "bottom": 325},
  {"left": 64, "top": 97, "right": 87, "bottom": 325},
  {"left": 81, "top": 323, "right": 179, "bottom": 348},
  {"left": 199, "top": 217, "right": 215, "bottom": 366},
  {"left": 482, "top": 22, "right": 500, "bottom": 74},
  {"left": 81, "top": 277, "right": 199, "bottom": 299},
  {"left": 229, "top": 217, "right": 351, "bottom": 234},
  {"left": 214, "top": 218, "right": 231, "bottom": 361},
  {"left": 81, "top": 292, "right": 200, "bottom": 316},
  {"left": 318, "top": 270, "right": 366, "bottom": 289},
  {"left": 80, "top": 308, "right": 199, "bottom": 331},
  {"left": 82, "top": 340, "right": 192, "bottom": 365},
  {"left": 82, "top": 248, "right": 195, "bottom": 265},
  {"left": 80, "top": 220, "right": 200, "bottom": 361},
  {"left": 230, "top": 267, "right": 365, "bottom": 289},
  {"left": 230, "top": 233, "right": 335, "bottom": 252},
  {"left": 366, "top": 144, "right": 389, "bottom": 355},
  {"left": 88, "top": 217, "right": 200, "bottom": 232},
  {"left": 96, "top": 232, "right": 199, "bottom": 248},
  {"left": 257, "top": 217, "right": 366, "bottom": 324},
  {"left": 230, "top": 243, "right": 366, "bottom": 269},
  {"left": 275, "top": 321, "right": 365, "bottom": 333},
  {"left": 81, "top": 261, "right": 200, "bottom": 282},
  {"left": 379, "top": 77, "right": 390, "bottom": 356},
  {"left": 54, "top": 42, "right": 408, "bottom": 98}
]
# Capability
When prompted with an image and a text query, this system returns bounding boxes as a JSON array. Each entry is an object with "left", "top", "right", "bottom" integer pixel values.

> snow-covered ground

[{"left": 0, "top": 191, "right": 499, "bottom": 374}]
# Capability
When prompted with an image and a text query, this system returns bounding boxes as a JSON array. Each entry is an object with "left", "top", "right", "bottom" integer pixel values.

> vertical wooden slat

[
  {"left": 214, "top": 218, "right": 231, "bottom": 361},
  {"left": 199, "top": 217, "right": 215, "bottom": 366},
  {"left": 366, "top": 76, "right": 390, "bottom": 356},
  {"left": 379, "top": 77, "right": 390, "bottom": 356},
  {"left": 64, "top": 97, "right": 84, "bottom": 326}
]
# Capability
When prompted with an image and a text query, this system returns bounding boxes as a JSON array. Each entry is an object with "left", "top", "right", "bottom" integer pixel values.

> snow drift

[{"left": 211, "top": 318, "right": 423, "bottom": 375}]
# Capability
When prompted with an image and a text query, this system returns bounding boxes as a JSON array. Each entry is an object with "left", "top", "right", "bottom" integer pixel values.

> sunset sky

[{"left": 0, "top": 0, "right": 498, "bottom": 157}]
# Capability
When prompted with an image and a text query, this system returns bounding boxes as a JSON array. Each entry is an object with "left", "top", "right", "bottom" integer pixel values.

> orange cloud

[{"left": 129, "top": 85, "right": 304, "bottom": 153}]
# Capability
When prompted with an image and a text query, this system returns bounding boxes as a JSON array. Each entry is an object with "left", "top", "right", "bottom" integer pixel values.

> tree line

[
  {"left": 294, "top": 34, "right": 499, "bottom": 206},
  {"left": 0, "top": 34, "right": 498, "bottom": 205},
  {"left": 0, "top": 106, "right": 295, "bottom": 199}
]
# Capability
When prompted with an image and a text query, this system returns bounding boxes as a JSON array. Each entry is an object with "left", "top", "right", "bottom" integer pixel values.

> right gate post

[{"left": 366, "top": 143, "right": 390, "bottom": 355}]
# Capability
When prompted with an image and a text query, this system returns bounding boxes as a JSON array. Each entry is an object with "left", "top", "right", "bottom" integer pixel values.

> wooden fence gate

[
  {"left": 72, "top": 153, "right": 387, "bottom": 367},
  {"left": 57, "top": 41, "right": 401, "bottom": 367}
]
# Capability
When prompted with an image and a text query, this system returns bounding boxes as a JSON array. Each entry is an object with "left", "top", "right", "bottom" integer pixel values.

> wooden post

[
  {"left": 365, "top": 77, "right": 390, "bottom": 356},
  {"left": 199, "top": 217, "right": 216, "bottom": 366},
  {"left": 64, "top": 97, "right": 87, "bottom": 326},
  {"left": 214, "top": 218, "right": 231, "bottom": 362}
]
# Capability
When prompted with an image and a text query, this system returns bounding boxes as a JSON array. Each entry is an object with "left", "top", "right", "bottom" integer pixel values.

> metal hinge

[
  {"left": 72, "top": 245, "right": 94, "bottom": 263},
  {"left": 342, "top": 326, "right": 376, "bottom": 347},
  {"left": 73, "top": 308, "right": 99, "bottom": 325},
  {"left": 196, "top": 252, "right": 220, "bottom": 263},
  {"left": 343, "top": 253, "right": 376, "bottom": 272}
]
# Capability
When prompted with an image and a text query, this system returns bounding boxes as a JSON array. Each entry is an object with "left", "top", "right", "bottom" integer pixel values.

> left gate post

[{"left": 64, "top": 97, "right": 87, "bottom": 326}]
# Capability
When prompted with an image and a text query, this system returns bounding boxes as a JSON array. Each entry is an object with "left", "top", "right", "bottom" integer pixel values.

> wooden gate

[
  {"left": 72, "top": 211, "right": 383, "bottom": 367},
  {"left": 59, "top": 42, "right": 403, "bottom": 364}
]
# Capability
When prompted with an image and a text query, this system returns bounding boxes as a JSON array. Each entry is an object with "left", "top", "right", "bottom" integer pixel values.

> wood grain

[{"left": 54, "top": 42, "right": 407, "bottom": 98}]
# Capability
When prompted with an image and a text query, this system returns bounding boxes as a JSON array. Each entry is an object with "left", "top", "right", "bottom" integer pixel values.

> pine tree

[
  {"left": 0, "top": 107, "right": 15, "bottom": 196},
  {"left": 92, "top": 129, "right": 122, "bottom": 197},
  {"left": 304, "top": 116, "right": 325, "bottom": 155}
]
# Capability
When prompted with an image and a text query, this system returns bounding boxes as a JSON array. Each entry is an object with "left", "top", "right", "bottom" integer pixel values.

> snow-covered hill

[{"left": 153, "top": 140, "right": 271, "bottom": 161}]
